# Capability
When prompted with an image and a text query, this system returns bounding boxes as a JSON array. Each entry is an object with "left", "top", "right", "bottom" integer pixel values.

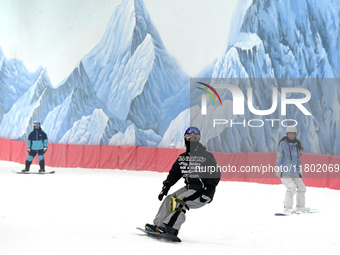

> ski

[
  {"left": 14, "top": 170, "right": 55, "bottom": 175},
  {"left": 136, "top": 227, "right": 181, "bottom": 242}
]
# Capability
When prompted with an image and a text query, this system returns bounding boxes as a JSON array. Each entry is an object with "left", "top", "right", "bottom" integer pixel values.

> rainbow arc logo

[{"left": 196, "top": 82, "right": 222, "bottom": 106}]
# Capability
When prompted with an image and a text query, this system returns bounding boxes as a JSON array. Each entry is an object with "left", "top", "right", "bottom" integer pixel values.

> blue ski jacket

[
  {"left": 276, "top": 139, "right": 302, "bottom": 178},
  {"left": 27, "top": 128, "right": 48, "bottom": 151}
]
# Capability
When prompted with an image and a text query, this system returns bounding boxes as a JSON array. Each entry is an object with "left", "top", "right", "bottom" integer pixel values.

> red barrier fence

[
  {"left": 1, "top": 138, "right": 339, "bottom": 189},
  {"left": 0, "top": 138, "right": 184, "bottom": 172}
]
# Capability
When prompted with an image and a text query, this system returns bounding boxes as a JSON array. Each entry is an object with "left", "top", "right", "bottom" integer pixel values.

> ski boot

[
  {"left": 156, "top": 225, "right": 179, "bottom": 236},
  {"left": 284, "top": 207, "right": 296, "bottom": 214},
  {"left": 145, "top": 223, "right": 158, "bottom": 232},
  {"left": 22, "top": 161, "right": 32, "bottom": 173},
  {"left": 296, "top": 207, "right": 310, "bottom": 214},
  {"left": 39, "top": 160, "right": 45, "bottom": 173}
]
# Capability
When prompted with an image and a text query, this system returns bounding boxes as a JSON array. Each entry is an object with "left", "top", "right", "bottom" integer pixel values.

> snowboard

[
  {"left": 14, "top": 170, "right": 55, "bottom": 175},
  {"left": 136, "top": 227, "right": 181, "bottom": 242},
  {"left": 275, "top": 208, "right": 319, "bottom": 216}
]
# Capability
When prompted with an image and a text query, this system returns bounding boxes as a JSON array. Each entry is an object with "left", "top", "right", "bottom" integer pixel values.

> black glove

[
  {"left": 27, "top": 148, "right": 31, "bottom": 154},
  {"left": 158, "top": 181, "right": 171, "bottom": 201}
]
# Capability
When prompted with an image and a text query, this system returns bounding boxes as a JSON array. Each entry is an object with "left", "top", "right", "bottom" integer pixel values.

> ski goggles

[
  {"left": 184, "top": 127, "right": 200, "bottom": 140},
  {"left": 33, "top": 121, "right": 41, "bottom": 126}
]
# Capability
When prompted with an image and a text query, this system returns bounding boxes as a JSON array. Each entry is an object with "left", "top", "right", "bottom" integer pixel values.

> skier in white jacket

[{"left": 277, "top": 126, "right": 308, "bottom": 214}]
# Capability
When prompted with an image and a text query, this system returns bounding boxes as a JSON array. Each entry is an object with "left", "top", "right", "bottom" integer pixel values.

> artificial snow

[{"left": 0, "top": 160, "right": 339, "bottom": 255}]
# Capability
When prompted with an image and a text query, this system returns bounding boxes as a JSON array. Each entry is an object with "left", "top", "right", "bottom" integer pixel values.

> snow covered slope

[{"left": 1, "top": 160, "right": 340, "bottom": 255}]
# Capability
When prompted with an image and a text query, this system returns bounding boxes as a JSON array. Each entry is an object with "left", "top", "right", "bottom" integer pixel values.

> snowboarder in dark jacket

[
  {"left": 22, "top": 121, "right": 48, "bottom": 173},
  {"left": 145, "top": 127, "right": 220, "bottom": 236}
]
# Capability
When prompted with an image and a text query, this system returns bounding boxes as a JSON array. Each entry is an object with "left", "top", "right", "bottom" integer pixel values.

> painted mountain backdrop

[
  {"left": 0, "top": 0, "right": 339, "bottom": 155},
  {"left": 163, "top": 0, "right": 340, "bottom": 155},
  {"left": 0, "top": 0, "right": 189, "bottom": 148}
]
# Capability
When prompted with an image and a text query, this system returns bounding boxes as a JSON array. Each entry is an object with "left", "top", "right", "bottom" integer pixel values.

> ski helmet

[
  {"left": 184, "top": 127, "right": 201, "bottom": 141},
  {"left": 33, "top": 121, "right": 41, "bottom": 126},
  {"left": 286, "top": 126, "right": 297, "bottom": 134}
]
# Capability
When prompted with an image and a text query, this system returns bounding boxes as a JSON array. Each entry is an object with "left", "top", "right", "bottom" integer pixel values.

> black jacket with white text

[{"left": 164, "top": 143, "right": 221, "bottom": 201}]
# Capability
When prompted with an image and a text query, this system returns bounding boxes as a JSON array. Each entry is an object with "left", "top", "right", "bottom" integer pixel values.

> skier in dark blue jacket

[{"left": 22, "top": 121, "right": 48, "bottom": 173}]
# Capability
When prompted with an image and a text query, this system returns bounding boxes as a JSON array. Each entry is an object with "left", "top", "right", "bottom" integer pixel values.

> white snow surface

[{"left": 1, "top": 160, "right": 340, "bottom": 255}]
